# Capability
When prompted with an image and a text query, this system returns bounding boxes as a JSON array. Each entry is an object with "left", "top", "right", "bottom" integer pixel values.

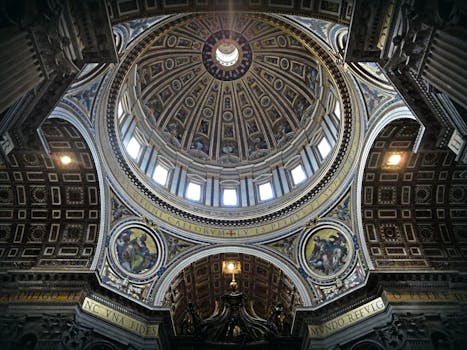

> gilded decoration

[
  {"left": 108, "top": 223, "right": 163, "bottom": 281},
  {"left": 307, "top": 297, "right": 386, "bottom": 338},
  {"left": 266, "top": 231, "right": 300, "bottom": 262},
  {"left": 116, "top": 228, "right": 158, "bottom": 274},
  {"left": 81, "top": 297, "right": 160, "bottom": 338},
  {"left": 97, "top": 12, "right": 362, "bottom": 239},
  {"left": 300, "top": 223, "right": 356, "bottom": 283},
  {"left": 305, "top": 228, "right": 349, "bottom": 276},
  {"left": 325, "top": 191, "right": 352, "bottom": 226},
  {"left": 110, "top": 190, "right": 133, "bottom": 223}
]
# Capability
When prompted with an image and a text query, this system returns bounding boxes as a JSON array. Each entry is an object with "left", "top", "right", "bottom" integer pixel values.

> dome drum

[{"left": 99, "top": 12, "right": 357, "bottom": 236}]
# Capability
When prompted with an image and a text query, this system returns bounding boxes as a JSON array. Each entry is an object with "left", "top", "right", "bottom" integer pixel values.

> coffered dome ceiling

[
  {"left": 130, "top": 14, "right": 324, "bottom": 167},
  {"left": 100, "top": 12, "right": 359, "bottom": 238}
]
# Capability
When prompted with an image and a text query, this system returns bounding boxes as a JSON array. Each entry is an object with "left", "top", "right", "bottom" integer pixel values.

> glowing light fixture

[
  {"left": 222, "top": 260, "right": 241, "bottom": 274},
  {"left": 383, "top": 152, "right": 406, "bottom": 170},
  {"left": 387, "top": 154, "right": 402, "bottom": 166},
  {"left": 60, "top": 155, "right": 72, "bottom": 165},
  {"left": 222, "top": 260, "right": 242, "bottom": 291}
]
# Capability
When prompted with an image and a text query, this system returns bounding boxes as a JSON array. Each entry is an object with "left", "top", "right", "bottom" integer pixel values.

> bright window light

[
  {"left": 126, "top": 137, "right": 141, "bottom": 159},
  {"left": 259, "top": 182, "right": 274, "bottom": 201},
  {"left": 216, "top": 42, "right": 239, "bottom": 67},
  {"left": 118, "top": 101, "right": 124, "bottom": 118},
  {"left": 223, "top": 188, "right": 238, "bottom": 206},
  {"left": 291, "top": 164, "right": 307, "bottom": 185},
  {"left": 334, "top": 102, "right": 341, "bottom": 119},
  {"left": 318, "top": 137, "right": 332, "bottom": 159},
  {"left": 186, "top": 182, "right": 201, "bottom": 201},
  {"left": 152, "top": 164, "right": 168, "bottom": 186}
]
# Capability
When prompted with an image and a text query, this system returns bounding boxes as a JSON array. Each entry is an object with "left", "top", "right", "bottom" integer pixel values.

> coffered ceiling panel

[
  {"left": 362, "top": 119, "right": 467, "bottom": 270},
  {"left": 165, "top": 252, "right": 302, "bottom": 334},
  {"left": 0, "top": 119, "right": 100, "bottom": 270}
]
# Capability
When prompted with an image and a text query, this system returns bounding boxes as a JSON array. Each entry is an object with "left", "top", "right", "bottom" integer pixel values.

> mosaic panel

[
  {"left": 114, "top": 228, "right": 159, "bottom": 275},
  {"left": 304, "top": 228, "right": 349, "bottom": 276}
]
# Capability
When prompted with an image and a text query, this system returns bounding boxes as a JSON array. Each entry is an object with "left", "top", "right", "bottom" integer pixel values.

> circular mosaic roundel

[
  {"left": 303, "top": 227, "right": 350, "bottom": 278},
  {"left": 202, "top": 30, "right": 252, "bottom": 81},
  {"left": 113, "top": 226, "right": 161, "bottom": 276}
]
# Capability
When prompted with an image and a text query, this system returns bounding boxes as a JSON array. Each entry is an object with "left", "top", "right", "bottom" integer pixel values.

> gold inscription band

[
  {"left": 81, "top": 297, "right": 159, "bottom": 338},
  {"left": 384, "top": 290, "right": 467, "bottom": 303},
  {"left": 0, "top": 291, "right": 82, "bottom": 304},
  {"left": 308, "top": 297, "right": 386, "bottom": 338}
]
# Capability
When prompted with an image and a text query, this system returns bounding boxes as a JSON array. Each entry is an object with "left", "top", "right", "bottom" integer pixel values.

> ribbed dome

[
  {"left": 106, "top": 12, "right": 352, "bottom": 232},
  {"left": 131, "top": 14, "right": 323, "bottom": 167}
]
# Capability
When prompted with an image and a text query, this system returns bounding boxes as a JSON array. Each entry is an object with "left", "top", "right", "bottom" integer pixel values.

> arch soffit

[
  {"left": 107, "top": 3, "right": 352, "bottom": 26},
  {"left": 352, "top": 105, "right": 420, "bottom": 270},
  {"left": 49, "top": 105, "right": 109, "bottom": 271},
  {"left": 153, "top": 245, "right": 313, "bottom": 306}
]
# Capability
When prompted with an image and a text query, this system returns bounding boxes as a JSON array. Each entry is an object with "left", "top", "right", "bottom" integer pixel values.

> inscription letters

[
  {"left": 308, "top": 297, "right": 385, "bottom": 338},
  {"left": 82, "top": 297, "right": 159, "bottom": 337}
]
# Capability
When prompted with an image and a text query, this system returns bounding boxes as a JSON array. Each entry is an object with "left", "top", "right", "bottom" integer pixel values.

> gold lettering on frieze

[
  {"left": 81, "top": 297, "right": 159, "bottom": 338},
  {"left": 308, "top": 297, "right": 386, "bottom": 338},
  {"left": 0, "top": 291, "right": 82, "bottom": 303},
  {"left": 384, "top": 290, "right": 467, "bottom": 303}
]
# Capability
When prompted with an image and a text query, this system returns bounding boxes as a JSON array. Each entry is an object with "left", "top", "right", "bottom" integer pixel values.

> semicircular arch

[
  {"left": 153, "top": 245, "right": 312, "bottom": 306},
  {"left": 352, "top": 105, "right": 418, "bottom": 269},
  {"left": 49, "top": 104, "right": 108, "bottom": 271}
]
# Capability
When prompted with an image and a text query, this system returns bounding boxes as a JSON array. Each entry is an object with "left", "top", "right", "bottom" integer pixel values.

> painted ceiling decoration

[
  {"left": 5, "top": 6, "right": 466, "bottom": 348},
  {"left": 97, "top": 12, "right": 362, "bottom": 240},
  {"left": 57, "top": 12, "right": 391, "bottom": 312},
  {"left": 129, "top": 14, "right": 323, "bottom": 166},
  {"left": 83, "top": 12, "right": 380, "bottom": 312}
]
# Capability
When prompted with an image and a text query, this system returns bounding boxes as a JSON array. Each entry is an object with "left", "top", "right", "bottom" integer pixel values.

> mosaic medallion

[
  {"left": 202, "top": 30, "right": 252, "bottom": 81},
  {"left": 110, "top": 225, "right": 163, "bottom": 279},
  {"left": 302, "top": 226, "right": 353, "bottom": 280}
]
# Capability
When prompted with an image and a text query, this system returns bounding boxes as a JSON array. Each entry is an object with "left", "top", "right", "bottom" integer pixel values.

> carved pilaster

[
  {"left": 347, "top": 0, "right": 467, "bottom": 156},
  {"left": 0, "top": 0, "right": 117, "bottom": 152}
]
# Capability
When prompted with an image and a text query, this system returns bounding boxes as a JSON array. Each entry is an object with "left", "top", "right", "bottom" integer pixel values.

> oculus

[
  {"left": 216, "top": 42, "right": 239, "bottom": 66},
  {"left": 202, "top": 30, "right": 252, "bottom": 81}
]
